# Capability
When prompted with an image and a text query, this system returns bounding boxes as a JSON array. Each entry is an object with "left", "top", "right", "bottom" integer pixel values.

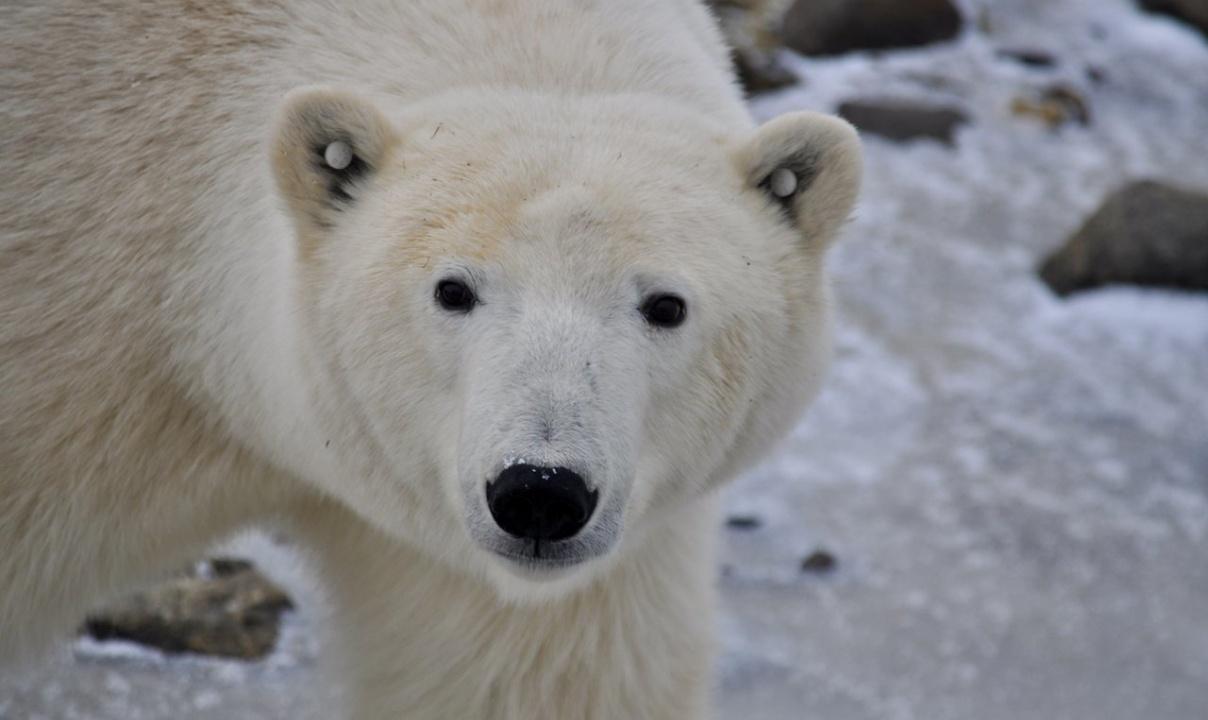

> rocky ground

[{"left": 4, "top": 0, "right": 1208, "bottom": 718}]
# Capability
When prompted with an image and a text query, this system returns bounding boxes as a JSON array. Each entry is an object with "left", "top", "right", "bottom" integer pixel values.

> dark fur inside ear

[
  {"left": 271, "top": 87, "right": 396, "bottom": 237},
  {"left": 738, "top": 112, "right": 863, "bottom": 248},
  {"left": 310, "top": 139, "right": 371, "bottom": 205},
  {"left": 754, "top": 150, "right": 820, "bottom": 221}
]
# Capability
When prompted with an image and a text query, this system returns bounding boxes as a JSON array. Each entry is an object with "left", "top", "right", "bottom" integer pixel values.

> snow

[
  {"left": 4, "top": 0, "right": 1207, "bottom": 717},
  {"left": 717, "top": 2, "right": 1208, "bottom": 717}
]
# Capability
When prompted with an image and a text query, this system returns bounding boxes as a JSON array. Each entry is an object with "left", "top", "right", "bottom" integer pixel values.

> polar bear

[{"left": 0, "top": 1, "right": 860, "bottom": 717}]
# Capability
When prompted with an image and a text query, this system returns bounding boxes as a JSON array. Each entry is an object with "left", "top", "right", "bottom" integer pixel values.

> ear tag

[
  {"left": 324, "top": 141, "right": 353, "bottom": 170},
  {"left": 769, "top": 167, "right": 798, "bottom": 198}
]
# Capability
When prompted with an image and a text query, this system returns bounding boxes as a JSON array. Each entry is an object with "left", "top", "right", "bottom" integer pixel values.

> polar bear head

[{"left": 271, "top": 87, "right": 860, "bottom": 599}]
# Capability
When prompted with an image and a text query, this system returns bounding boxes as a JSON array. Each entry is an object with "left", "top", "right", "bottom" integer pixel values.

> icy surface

[{"left": 4, "top": 0, "right": 1208, "bottom": 717}]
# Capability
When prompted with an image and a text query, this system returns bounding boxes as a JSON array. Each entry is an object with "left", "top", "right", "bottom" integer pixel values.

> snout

[{"left": 486, "top": 464, "right": 598, "bottom": 543}]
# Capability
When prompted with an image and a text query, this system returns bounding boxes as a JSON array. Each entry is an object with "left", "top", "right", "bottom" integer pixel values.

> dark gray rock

[
  {"left": 997, "top": 48, "right": 1059, "bottom": 68},
  {"left": 1138, "top": 0, "right": 1208, "bottom": 38},
  {"left": 801, "top": 549, "right": 838, "bottom": 574},
  {"left": 782, "top": 0, "right": 963, "bottom": 56},
  {"left": 707, "top": 0, "right": 802, "bottom": 94},
  {"left": 1040, "top": 181, "right": 1208, "bottom": 296},
  {"left": 733, "top": 54, "right": 800, "bottom": 95},
  {"left": 726, "top": 514, "right": 764, "bottom": 530},
  {"left": 837, "top": 99, "right": 969, "bottom": 145},
  {"left": 84, "top": 558, "right": 294, "bottom": 659}
]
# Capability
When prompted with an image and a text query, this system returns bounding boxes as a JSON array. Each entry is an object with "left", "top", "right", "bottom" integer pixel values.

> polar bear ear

[
  {"left": 737, "top": 112, "right": 862, "bottom": 248},
  {"left": 271, "top": 87, "right": 397, "bottom": 235}
]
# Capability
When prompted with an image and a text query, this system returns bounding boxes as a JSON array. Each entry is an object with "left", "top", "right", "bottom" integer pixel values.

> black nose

[{"left": 486, "top": 464, "right": 598, "bottom": 542}]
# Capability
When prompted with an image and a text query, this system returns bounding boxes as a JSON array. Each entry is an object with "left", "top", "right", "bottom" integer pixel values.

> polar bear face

[{"left": 272, "top": 88, "right": 860, "bottom": 598}]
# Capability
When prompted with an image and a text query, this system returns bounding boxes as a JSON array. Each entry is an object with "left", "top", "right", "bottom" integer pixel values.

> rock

[
  {"left": 733, "top": 54, "right": 800, "bottom": 95},
  {"left": 1040, "top": 181, "right": 1208, "bottom": 296},
  {"left": 726, "top": 514, "right": 764, "bottom": 530},
  {"left": 84, "top": 557, "right": 294, "bottom": 659},
  {"left": 800, "top": 549, "right": 838, "bottom": 574},
  {"left": 997, "top": 48, "right": 1058, "bottom": 68},
  {"left": 1010, "top": 84, "right": 1090, "bottom": 128},
  {"left": 1085, "top": 66, "right": 1109, "bottom": 84},
  {"left": 782, "top": 0, "right": 963, "bottom": 56},
  {"left": 837, "top": 99, "right": 969, "bottom": 145},
  {"left": 1138, "top": 0, "right": 1208, "bottom": 38},
  {"left": 707, "top": 0, "right": 801, "bottom": 94}
]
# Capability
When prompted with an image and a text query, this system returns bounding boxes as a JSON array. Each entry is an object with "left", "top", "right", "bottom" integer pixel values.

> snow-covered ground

[{"left": 4, "top": 0, "right": 1207, "bottom": 717}]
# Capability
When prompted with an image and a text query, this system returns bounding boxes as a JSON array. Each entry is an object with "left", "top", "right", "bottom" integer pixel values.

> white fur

[{"left": 0, "top": 1, "right": 861, "bottom": 717}]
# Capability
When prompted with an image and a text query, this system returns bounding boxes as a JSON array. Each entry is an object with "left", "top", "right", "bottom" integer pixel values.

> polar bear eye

[
  {"left": 641, "top": 294, "right": 687, "bottom": 329},
  {"left": 435, "top": 279, "right": 477, "bottom": 313}
]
